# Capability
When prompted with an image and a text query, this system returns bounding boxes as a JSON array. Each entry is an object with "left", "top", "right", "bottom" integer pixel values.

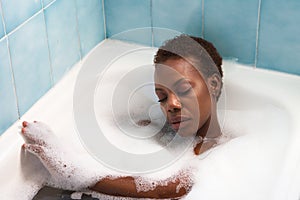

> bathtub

[{"left": 0, "top": 39, "right": 300, "bottom": 200}]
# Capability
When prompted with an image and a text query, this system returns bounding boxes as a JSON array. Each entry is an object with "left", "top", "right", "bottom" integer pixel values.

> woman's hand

[{"left": 21, "top": 121, "right": 101, "bottom": 191}]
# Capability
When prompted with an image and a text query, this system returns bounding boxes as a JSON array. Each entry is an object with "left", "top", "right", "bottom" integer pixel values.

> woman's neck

[
  {"left": 196, "top": 114, "right": 222, "bottom": 139},
  {"left": 194, "top": 113, "right": 222, "bottom": 155}
]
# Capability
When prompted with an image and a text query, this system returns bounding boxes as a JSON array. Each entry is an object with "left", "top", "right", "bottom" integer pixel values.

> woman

[{"left": 21, "top": 35, "right": 225, "bottom": 199}]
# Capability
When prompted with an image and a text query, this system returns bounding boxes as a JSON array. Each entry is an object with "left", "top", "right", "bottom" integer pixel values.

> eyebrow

[{"left": 155, "top": 88, "right": 164, "bottom": 92}]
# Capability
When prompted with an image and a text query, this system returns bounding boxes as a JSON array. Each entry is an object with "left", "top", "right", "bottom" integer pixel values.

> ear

[{"left": 207, "top": 73, "right": 222, "bottom": 99}]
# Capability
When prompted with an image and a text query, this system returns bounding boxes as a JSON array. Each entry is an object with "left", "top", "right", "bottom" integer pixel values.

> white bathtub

[{"left": 0, "top": 39, "right": 300, "bottom": 200}]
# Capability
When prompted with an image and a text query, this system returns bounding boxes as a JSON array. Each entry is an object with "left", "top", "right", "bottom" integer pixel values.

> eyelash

[
  {"left": 157, "top": 88, "right": 191, "bottom": 103},
  {"left": 177, "top": 87, "right": 191, "bottom": 95},
  {"left": 158, "top": 98, "right": 167, "bottom": 103}
]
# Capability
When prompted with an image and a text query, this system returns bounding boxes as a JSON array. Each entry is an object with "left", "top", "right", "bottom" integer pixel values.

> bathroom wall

[
  {"left": 0, "top": 0, "right": 105, "bottom": 135},
  {"left": 104, "top": 0, "right": 300, "bottom": 76}
]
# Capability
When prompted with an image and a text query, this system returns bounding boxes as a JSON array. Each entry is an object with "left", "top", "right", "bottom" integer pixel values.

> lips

[{"left": 169, "top": 116, "right": 191, "bottom": 130}]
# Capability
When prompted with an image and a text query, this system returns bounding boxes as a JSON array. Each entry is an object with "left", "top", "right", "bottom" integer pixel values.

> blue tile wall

[
  {"left": 8, "top": 12, "right": 52, "bottom": 116},
  {"left": 44, "top": 0, "right": 80, "bottom": 83},
  {"left": 0, "top": 0, "right": 105, "bottom": 135},
  {"left": 0, "top": 7, "right": 4, "bottom": 38},
  {"left": 204, "top": 0, "right": 259, "bottom": 65},
  {"left": 105, "top": 0, "right": 300, "bottom": 75},
  {"left": 152, "top": 0, "right": 202, "bottom": 47},
  {"left": 104, "top": 0, "right": 152, "bottom": 46},
  {"left": 0, "top": 38, "right": 18, "bottom": 134},
  {"left": 42, "top": 0, "right": 55, "bottom": 7},
  {"left": 76, "top": 0, "right": 105, "bottom": 57},
  {"left": 257, "top": 0, "right": 300, "bottom": 75},
  {"left": 1, "top": 0, "right": 41, "bottom": 34}
]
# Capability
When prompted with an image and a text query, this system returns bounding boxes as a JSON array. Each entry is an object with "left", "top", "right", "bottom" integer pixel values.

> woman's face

[{"left": 154, "top": 58, "right": 212, "bottom": 137}]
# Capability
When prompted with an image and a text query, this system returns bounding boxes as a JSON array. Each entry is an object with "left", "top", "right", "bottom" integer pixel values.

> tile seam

[
  {"left": 102, "top": 0, "right": 107, "bottom": 39},
  {"left": 150, "top": 0, "right": 154, "bottom": 47},
  {"left": 41, "top": 0, "right": 54, "bottom": 86},
  {"left": 74, "top": 0, "right": 83, "bottom": 61},
  {"left": 5, "top": 37, "right": 21, "bottom": 118},
  {"left": 0, "top": 1, "right": 20, "bottom": 118},
  {"left": 202, "top": 0, "right": 205, "bottom": 38},
  {"left": 254, "top": 0, "right": 262, "bottom": 69}
]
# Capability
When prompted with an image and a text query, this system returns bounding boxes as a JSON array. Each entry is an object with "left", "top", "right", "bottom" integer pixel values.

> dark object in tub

[
  {"left": 136, "top": 119, "right": 151, "bottom": 126},
  {"left": 33, "top": 186, "right": 97, "bottom": 200}
]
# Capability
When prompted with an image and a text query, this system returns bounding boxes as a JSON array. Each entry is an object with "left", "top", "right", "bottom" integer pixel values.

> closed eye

[
  {"left": 158, "top": 97, "right": 167, "bottom": 103},
  {"left": 176, "top": 82, "right": 192, "bottom": 96},
  {"left": 177, "top": 87, "right": 192, "bottom": 96},
  {"left": 155, "top": 87, "right": 167, "bottom": 103}
]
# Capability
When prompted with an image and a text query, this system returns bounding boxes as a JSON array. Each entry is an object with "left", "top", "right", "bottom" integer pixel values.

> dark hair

[{"left": 154, "top": 34, "right": 223, "bottom": 78}]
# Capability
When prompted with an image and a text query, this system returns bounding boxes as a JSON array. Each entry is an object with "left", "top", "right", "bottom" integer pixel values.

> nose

[{"left": 166, "top": 93, "right": 181, "bottom": 113}]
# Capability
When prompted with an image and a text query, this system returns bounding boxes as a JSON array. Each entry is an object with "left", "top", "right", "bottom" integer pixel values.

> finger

[
  {"left": 21, "top": 127, "right": 26, "bottom": 134},
  {"left": 22, "top": 121, "right": 28, "bottom": 127},
  {"left": 20, "top": 127, "right": 35, "bottom": 144},
  {"left": 24, "top": 143, "right": 45, "bottom": 156}
]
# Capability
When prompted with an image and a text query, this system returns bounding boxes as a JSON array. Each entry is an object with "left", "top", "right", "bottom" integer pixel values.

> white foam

[
  {"left": 18, "top": 105, "right": 288, "bottom": 199},
  {"left": 184, "top": 106, "right": 290, "bottom": 200}
]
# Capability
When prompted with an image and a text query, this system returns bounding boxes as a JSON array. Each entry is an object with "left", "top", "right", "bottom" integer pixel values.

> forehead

[{"left": 154, "top": 58, "right": 203, "bottom": 86}]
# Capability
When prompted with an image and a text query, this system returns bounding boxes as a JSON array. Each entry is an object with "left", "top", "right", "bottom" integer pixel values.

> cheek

[
  {"left": 197, "top": 82, "right": 211, "bottom": 106},
  {"left": 160, "top": 104, "right": 168, "bottom": 116},
  {"left": 188, "top": 86, "right": 211, "bottom": 119},
  {"left": 197, "top": 92, "right": 212, "bottom": 118}
]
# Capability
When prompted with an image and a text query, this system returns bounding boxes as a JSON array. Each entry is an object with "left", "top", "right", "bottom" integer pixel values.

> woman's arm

[
  {"left": 21, "top": 121, "right": 192, "bottom": 199},
  {"left": 91, "top": 175, "right": 189, "bottom": 199}
]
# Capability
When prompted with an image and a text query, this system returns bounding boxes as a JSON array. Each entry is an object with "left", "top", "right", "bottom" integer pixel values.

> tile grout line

[
  {"left": 41, "top": 0, "right": 54, "bottom": 86},
  {"left": 43, "top": 0, "right": 56, "bottom": 10},
  {"left": 0, "top": 0, "right": 57, "bottom": 41},
  {"left": 150, "top": 0, "right": 154, "bottom": 47},
  {"left": 0, "top": 0, "right": 58, "bottom": 118},
  {"left": 0, "top": 1, "right": 21, "bottom": 118},
  {"left": 74, "top": 1, "right": 83, "bottom": 62},
  {"left": 254, "top": 0, "right": 262, "bottom": 69},
  {"left": 201, "top": 0, "right": 205, "bottom": 38},
  {"left": 102, "top": 0, "right": 107, "bottom": 39},
  {"left": 5, "top": 10, "right": 44, "bottom": 39},
  {"left": 0, "top": 0, "right": 6, "bottom": 35}
]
